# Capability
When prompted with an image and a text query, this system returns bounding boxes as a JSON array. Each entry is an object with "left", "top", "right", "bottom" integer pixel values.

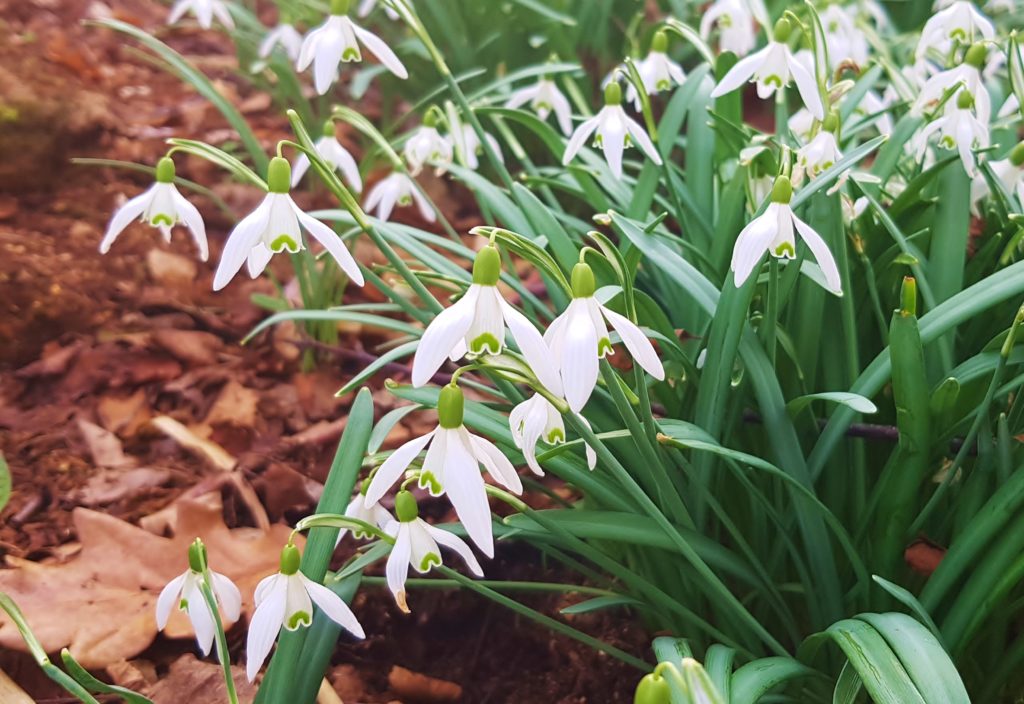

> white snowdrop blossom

[
  {"left": 411, "top": 245, "right": 562, "bottom": 395},
  {"left": 971, "top": 143, "right": 1024, "bottom": 212},
  {"left": 820, "top": 5, "right": 868, "bottom": 68},
  {"left": 403, "top": 119, "right": 453, "bottom": 175},
  {"left": 710, "top": 19, "right": 825, "bottom": 120},
  {"left": 213, "top": 157, "right": 364, "bottom": 290},
  {"left": 452, "top": 122, "right": 504, "bottom": 171},
  {"left": 796, "top": 120, "right": 842, "bottom": 180},
  {"left": 699, "top": 0, "right": 758, "bottom": 57},
  {"left": 297, "top": 0, "right": 407, "bottom": 96},
  {"left": 788, "top": 108, "right": 815, "bottom": 142},
  {"left": 509, "top": 394, "right": 596, "bottom": 476},
  {"left": 364, "top": 172, "right": 435, "bottom": 223},
  {"left": 627, "top": 31, "right": 686, "bottom": 110},
  {"left": 731, "top": 176, "right": 842, "bottom": 295},
  {"left": 384, "top": 491, "right": 483, "bottom": 613},
  {"left": 545, "top": 262, "right": 665, "bottom": 413},
  {"left": 562, "top": 82, "right": 663, "bottom": 179},
  {"left": 100, "top": 157, "right": 208, "bottom": 261},
  {"left": 156, "top": 541, "right": 241, "bottom": 657},
  {"left": 912, "top": 44, "right": 991, "bottom": 124},
  {"left": 916, "top": 1, "right": 994, "bottom": 63},
  {"left": 506, "top": 77, "right": 574, "bottom": 136},
  {"left": 850, "top": 90, "right": 894, "bottom": 137},
  {"left": 246, "top": 544, "right": 364, "bottom": 682},
  {"left": 292, "top": 121, "right": 363, "bottom": 192},
  {"left": 364, "top": 384, "right": 522, "bottom": 557},
  {"left": 168, "top": 0, "right": 234, "bottom": 29},
  {"left": 334, "top": 484, "right": 393, "bottom": 546},
  {"left": 258, "top": 23, "right": 303, "bottom": 62},
  {"left": 914, "top": 91, "right": 989, "bottom": 177}
]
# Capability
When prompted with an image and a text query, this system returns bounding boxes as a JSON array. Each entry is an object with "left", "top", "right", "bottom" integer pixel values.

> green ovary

[
  {"left": 598, "top": 337, "right": 614, "bottom": 357},
  {"left": 150, "top": 213, "right": 174, "bottom": 226},
  {"left": 270, "top": 234, "right": 301, "bottom": 253},
  {"left": 469, "top": 333, "right": 501, "bottom": 355},
  {"left": 418, "top": 471, "right": 443, "bottom": 496},
  {"left": 773, "top": 241, "right": 795, "bottom": 258},
  {"left": 287, "top": 610, "right": 312, "bottom": 630},
  {"left": 419, "top": 552, "right": 441, "bottom": 572}
]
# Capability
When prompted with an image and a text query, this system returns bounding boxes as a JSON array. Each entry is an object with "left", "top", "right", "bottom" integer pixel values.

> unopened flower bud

[
  {"left": 651, "top": 30, "right": 669, "bottom": 53},
  {"left": 187, "top": 538, "right": 207, "bottom": 572},
  {"left": 634, "top": 673, "right": 670, "bottom": 704}
]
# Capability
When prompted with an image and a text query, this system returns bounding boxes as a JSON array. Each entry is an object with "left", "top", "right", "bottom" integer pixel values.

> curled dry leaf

[{"left": 388, "top": 665, "right": 463, "bottom": 703}]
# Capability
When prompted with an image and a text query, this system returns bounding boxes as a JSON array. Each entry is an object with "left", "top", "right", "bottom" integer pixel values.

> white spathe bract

[
  {"left": 168, "top": 0, "right": 234, "bottom": 29},
  {"left": 100, "top": 174, "right": 208, "bottom": 261},
  {"left": 384, "top": 515, "right": 482, "bottom": 613},
  {"left": 292, "top": 134, "right": 363, "bottom": 192},
  {"left": 562, "top": 85, "right": 663, "bottom": 179},
  {"left": 156, "top": 567, "right": 241, "bottom": 656},
  {"left": 914, "top": 97, "right": 989, "bottom": 178},
  {"left": 506, "top": 78, "right": 574, "bottom": 136},
  {"left": 364, "top": 172, "right": 435, "bottom": 223},
  {"left": 509, "top": 394, "right": 596, "bottom": 476},
  {"left": 796, "top": 129, "right": 842, "bottom": 180},
  {"left": 916, "top": 1, "right": 994, "bottom": 63},
  {"left": 258, "top": 23, "right": 303, "bottom": 62},
  {"left": 699, "top": 0, "right": 758, "bottom": 57},
  {"left": 246, "top": 555, "right": 365, "bottom": 682},
  {"left": 297, "top": 13, "right": 407, "bottom": 95},
  {"left": 403, "top": 124, "right": 453, "bottom": 175}
]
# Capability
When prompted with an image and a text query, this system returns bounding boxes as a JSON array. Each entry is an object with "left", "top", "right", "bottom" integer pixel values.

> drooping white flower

[
  {"left": 364, "top": 172, "right": 435, "bottom": 223},
  {"left": 364, "top": 384, "right": 522, "bottom": 557},
  {"left": 451, "top": 121, "right": 504, "bottom": 171},
  {"left": 544, "top": 262, "right": 665, "bottom": 413},
  {"left": 971, "top": 143, "right": 1024, "bottom": 212},
  {"left": 297, "top": 0, "right": 407, "bottom": 95},
  {"left": 258, "top": 23, "right": 304, "bottom": 62},
  {"left": 710, "top": 19, "right": 825, "bottom": 120},
  {"left": 384, "top": 491, "right": 483, "bottom": 613},
  {"left": 916, "top": 1, "right": 994, "bottom": 63},
  {"left": 213, "top": 157, "right": 364, "bottom": 290},
  {"left": 914, "top": 90, "right": 989, "bottom": 177},
  {"left": 626, "top": 31, "right": 686, "bottom": 110},
  {"left": 168, "top": 0, "right": 234, "bottom": 30},
  {"left": 699, "top": 0, "right": 758, "bottom": 57},
  {"left": 156, "top": 540, "right": 241, "bottom": 657},
  {"left": 246, "top": 544, "right": 364, "bottom": 682},
  {"left": 292, "top": 121, "right": 363, "bottom": 192},
  {"left": 912, "top": 43, "right": 991, "bottom": 124},
  {"left": 100, "top": 157, "right": 208, "bottom": 261},
  {"left": 562, "top": 82, "right": 663, "bottom": 179},
  {"left": 403, "top": 119, "right": 453, "bottom": 175},
  {"left": 505, "top": 77, "right": 574, "bottom": 136},
  {"left": 788, "top": 108, "right": 815, "bottom": 141},
  {"left": 819, "top": 5, "right": 868, "bottom": 68},
  {"left": 849, "top": 89, "right": 894, "bottom": 137},
  {"left": 731, "top": 176, "right": 842, "bottom": 294},
  {"left": 796, "top": 121, "right": 842, "bottom": 180},
  {"left": 411, "top": 245, "right": 562, "bottom": 395},
  {"left": 509, "top": 394, "right": 596, "bottom": 475},
  {"left": 334, "top": 485, "right": 393, "bottom": 546}
]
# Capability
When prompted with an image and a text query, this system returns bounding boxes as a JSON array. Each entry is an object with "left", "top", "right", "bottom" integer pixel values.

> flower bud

[
  {"left": 395, "top": 490, "right": 419, "bottom": 522},
  {"left": 437, "top": 383, "right": 465, "bottom": 429},
  {"left": 634, "top": 673, "right": 670, "bottom": 704},
  {"left": 472, "top": 245, "right": 502, "bottom": 286},
  {"left": 770, "top": 175, "right": 793, "bottom": 204},
  {"left": 330, "top": 0, "right": 350, "bottom": 15},
  {"left": 280, "top": 543, "right": 302, "bottom": 575},
  {"left": 187, "top": 538, "right": 207, "bottom": 572},
  {"left": 651, "top": 30, "right": 669, "bottom": 53},
  {"left": 773, "top": 18, "right": 792, "bottom": 43},
  {"left": 963, "top": 42, "right": 986, "bottom": 69},
  {"left": 267, "top": 156, "right": 292, "bottom": 194},
  {"left": 604, "top": 81, "right": 622, "bottom": 107},
  {"left": 570, "top": 261, "right": 596, "bottom": 298},
  {"left": 155, "top": 157, "right": 176, "bottom": 184}
]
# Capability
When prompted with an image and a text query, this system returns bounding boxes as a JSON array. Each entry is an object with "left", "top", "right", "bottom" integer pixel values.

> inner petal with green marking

[
  {"left": 270, "top": 234, "right": 301, "bottom": 253},
  {"left": 469, "top": 332, "right": 501, "bottom": 355},
  {"left": 150, "top": 213, "right": 175, "bottom": 226},
  {"left": 598, "top": 337, "right": 615, "bottom": 357},
  {"left": 419, "top": 552, "right": 441, "bottom": 572},
  {"left": 287, "top": 610, "right": 312, "bottom": 630},
  {"left": 418, "top": 471, "right": 443, "bottom": 496},
  {"left": 342, "top": 47, "right": 360, "bottom": 61},
  {"left": 763, "top": 75, "right": 783, "bottom": 89},
  {"left": 773, "top": 241, "right": 796, "bottom": 258},
  {"left": 546, "top": 427, "right": 565, "bottom": 444}
]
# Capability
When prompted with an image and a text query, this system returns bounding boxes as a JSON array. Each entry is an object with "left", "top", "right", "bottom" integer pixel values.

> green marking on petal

[
  {"left": 286, "top": 610, "right": 312, "bottom": 630},
  {"left": 598, "top": 337, "right": 615, "bottom": 357},
  {"left": 656, "top": 79, "right": 671, "bottom": 91},
  {"left": 151, "top": 213, "right": 174, "bottom": 226},
  {"left": 419, "top": 552, "right": 442, "bottom": 572},
  {"left": 546, "top": 428, "right": 565, "bottom": 444},
  {"left": 764, "top": 75, "right": 783, "bottom": 89},
  {"left": 270, "top": 234, "right": 301, "bottom": 253},
  {"left": 773, "top": 241, "right": 796, "bottom": 258},
  {"left": 535, "top": 101, "right": 552, "bottom": 111},
  {"left": 179, "top": 598, "right": 189, "bottom": 611},
  {"left": 469, "top": 332, "right": 502, "bottom": 355},
  {"left": 398, "top": 194, "right": 412, "bottom": 206},
  {"left": 418, "top": 471, "right": 443, "bottom": 496},
  {"left": 940, "top": 135, "right": 956, "bottom": 149},
  {"left": 342, "top": 47, "right": 360, "bottom": 61}
]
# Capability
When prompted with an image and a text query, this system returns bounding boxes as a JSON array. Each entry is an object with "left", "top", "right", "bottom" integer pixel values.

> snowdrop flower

[
  {"left": 545, "top": 262, "right": 665, "bottom": 412},
  {"left": 788, "top": 108, "right": 815, "bottom": 141},
  {"left": 258, "top": 23, "right": 303, "bottom": 62},
  {"left": 627, "top": 31, "right": 686, "bottom": 110},
  {"left": 850, "top": 90, "right": 894, "bottom": 137},
  {"left": 916, "top": 1, "right": 994, "bottom": 63},
  {"left": 364, "top": 172, "right": 435, "bottom": 223},
  {"left": 562, "top": 82, "right": 663, "bottom": 179},
  {"left": 509, "top": 394, "right": 596, "bottom": 475},
  {"left": 297, "top": 0, "right": 408, "bottom": 96},
  {"left": 971, "top": 142, "right": 1024, "bottom": 212},
  {"left": 213, "top": 157, "right": 364, "bottom": 290},
  {"left": 912, "top": 43, "right": 991, "bottom": 124},
  {"left": 699, "top": 0, "right": 758, "bottom": 57},
  {"left": 168, "top": 0, "right": 234, "bottom": 30},
  {"left": 292, "top": 120, "right": 363, "bottom": 192},
  {"left": 711, "top": 19, "right": 825, "bottom": 120},
  {"left": 384, "top": 491, "right": 483, "bottom": 613},
  {"left": 820, "top": 5, "right": 868, "bottom": 69},
  {"left": 411, "top": 245, "right": 562, "bottom": 394},
  {"left": 100, "top": 157, "right": 208, "bottom": 261},
  {"left": 247, "top": 544, "right": 364, "bottom": 682},
  {"left": 156, "top": 540, "right": 241, "bottom": 657},
  {"left": 914, "top": 90, "right": 989, "bottom": 177},
  {"left": 358, "top": 0, "right": 399, "bottom": 19},
  {"left": 403, "top": 115, "right": 453, "bottom": 175},
  {"left": 451, "top": 122, "right": 504, "bottom": 171},
  {"left": 731, "top": 176, "right": 842, "bottom": 294},
  {"left": 365, "top": 384, "right": 522, "bottom": 556},
  {"left": 506, "top": 77, "right": 574, "bottom": 136},
  {"left": 335, "top": 481, "right": 393, "bottom": 546},
  {"left": 796, "top": 115, "right": 842, "bottom": 180}
]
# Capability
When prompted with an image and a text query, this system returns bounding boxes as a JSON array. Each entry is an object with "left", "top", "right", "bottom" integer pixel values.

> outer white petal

[
  {"left": 325, "top": 140, "right": 363, "bottom": 193},
  {"left": 213, "top": 199, "right": 271, "bottom": 290},
  {"left": 349, "top": 20, "right": 408, "bottom": 79},
  {"left": 313, "top": 38, "right": 344, "bottom": 95},
  {"left": 364, "top": 430, "right": 435, "bottom": 506},
  {"left": 423, "top": 523, "right": 484, "bottom": 576},
  {"left": 498, "top": 297, "right": 563, "bottom": 396},
  {"left": 299, "top": 574, "right": 365, "bottom": 637},
  {"left": 562, "top": 301, "right": 600, "bottom": 413},
  {"left": 624, "top": 117, "right": 663, "bottom": 165},
  {"left": 293, "top": 203, "right": 364, "bottom": 285},
  {"left": 296, "top": 26, "right": 324, "bottom": 71},
  {"left": 549, "top": 87, "right": 574, "bottom": 136},
  {"left": 386, "top": 523, "right": 412, "bottom": 612},
  {"left": 792, "top": 211, "right": 843, "bottom": 294},
  {"left": 786, "top": 52, "right": 825, "bottom": 120},
  {"left": 171, "top": 189, "right": 209, "bottom": 261},
  {"left": 246, "top": 243, "right": 274, "bottom": 279},
  {"left": 211, "top": 0, "right": 234, "bottom": 30},
  {"left": 291, "top": 153, "right": 312, "bottom": 187},
  {"left": 505, "top": 85, "right": 536, "bottom": 109},
  {"left": 730, "top": 208, "right": 778, "bottom": 285},
  {"left": 577, "top": 413, "right": 598, "bottom": 470},
  {"left": 184, "top": 582, "right": 217, "bottom": 655},
  {"left": 211, "top": 571, "right": 242, "bottom": 622},
  {"left": 156, "top": 572, "right": 187, "bottom": 629},
  {"left": 411, "top": 287, "right": 481, "bottom": 386},
  {"left": 710, "top": 46, "right": 769, "bottom": 97},
  {"left": 466, "top": 431, "right": 522, "bottom": 494},
  {"left": 512, "top": 399, "right": 548, "bottom": 476},
  {"left": 562, "top": 116, "right": 601, "bottom": 165},
  {"left": 168, "top": 0, "right": 191, "bottom": 24},
  {"left": 443, "top": 429, "right": 494, "bottom": 557},
  {"left": 100, "top": 190, "right": 152, "bottom": 253},
  {"left": 600, "top": 304, "right": 665, "bottom": 380},
  {"left": 598, "top": 108, "right": 627, "bottom": 179},
  {"left": 246, "top": 575, "right": 287, "bottom": 682}
]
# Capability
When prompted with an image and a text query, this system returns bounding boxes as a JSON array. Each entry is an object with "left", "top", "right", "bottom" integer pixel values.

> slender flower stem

[
  {"left": 197, "top": 567, "right": 238, "bottom": 704},
  {"left": 764, "top": 257, "right": 780, "bottom": 365}
]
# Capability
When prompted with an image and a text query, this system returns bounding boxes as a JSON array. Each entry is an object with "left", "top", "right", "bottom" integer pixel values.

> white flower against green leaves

[
  {"left": 700, "top": 0, "right": 758, "bottom": 57},
  {"left": 411, "top": 245, "right": 563, "bottom": 395},
  {"left": 258, "top": 23, "right": 303, "bottom": 62},
  {"left": 563, "top": 82, "right": 663, "bottom": 179},
  {"left": 913, "top": 43, "right": 991, "bottom": 124},
  {"left": 916, "top": 1, "right": 994, "bottom": 63},
  {"left": 335, "top": 482, "right": 393, "bottom": 546},
  {"left": 292, "top": 121, "right": 363, "bottom": 192},
  {"left": 627, "top": 31, "right": 685, "bottom": 110},
  {"left": 510, "top": 394, "right": 596, "bottom": 475},
  {"left": 914, "top": 91, "right": 989, "bottom": 178},
  {"left": 297, "top": 0, "right": 407, "bottom": 96},
  {"left": 384, "top": 491, "right": 483, "bottom": 613},
  {"left": 100, "top": 157, "right": 208, "bottom": 261},
  {"left": 168, "top": 0, "right": 234, "bottom": 30},
  {"left": 971, "top": 143, "right": 1024, "bottom": 212},
  {"left": 246, "top": 544, "right": 364, "bottom": 682},
  {"left": 545, "top": 262, "right": 665, "bottom": 413},
  {"left": 711, "top": 19, "right": 825, "bottom": 120},
  {"left": 796, "top": 117, "right": 842, "bottom": 180},
  {"left": 403, "top": 119, "right": 453, "bottom": 175},
  {"left": 731, "top": 176, "right": 842, "bottom": 294},
  {"left": 213, "top": 157, "right": 363, "bottom": 290},
  {"left": 364, "top": 172, "right": 435, "bottom": 223},
  {"left": 451, "top": 122, "right": 504, "bottom": 171},
  {"left": 364, "top": 384, "right": 522, "bottom": 557},
  {"left": 820, "top": 5, "right": 868, "bottom": 68},
  {"left": 506, "top": 77, "right": 574, "bottom": 136},
  {"left": 358, "top": 0, "right": 399, "bottom": 19}
]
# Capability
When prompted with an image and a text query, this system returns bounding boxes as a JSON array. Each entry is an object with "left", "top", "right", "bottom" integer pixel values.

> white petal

[
  {"left": 171, "top": 189, "right": 209, "bottom": 261},
  {"left": 787, "top": 52, "right": 825, "bottom": 120},
  {"left": 561, "top": 302, "right": 600, "bottom": 413},
  {"left": 467, "top": 430, "right": 522, "bottom": 494},
  {"left": 792, "top": 211, "right": 843, "bottom": 294},
  {"left": 350, "top": 20, "right": 408, "bottom": 79},
  {"left": 600, "top": 304, "right": 665, "bottom": 380},
  {"left": 562, "top": 116, "right": 600, "bottom": 165},
  {"left": 730, "top": 208, "right": 778, "bottom": 285},
  {"left": 423, "top": 522, "right": 484, "bottom": 576},
  {"left": 246, "top": 243, "right": 274, "bottom": 279},
  {"left": 411, "top": 287, "right": 481, "bottom": 386},
  {"left": 184, "top": 582, "right": 217, "bottom": 655},
  {"left": 624, "top": 117, "right": 663, "bottom": 165},
  {"left": 300, "top": 574, "right": 365, "bottom": 637},
  {"left": 710, "top": 46, "right": 768, "bottom": 97},
  {"left": 213, "top": 199, "right": 271, "bottom": 290},
  {"left": 100, "top": 189, "right": 152, "bottom": 253},
  {"left": 245, "top": 575, "right": 286, "bottom": 682},
  {"left": 505, "top": 85, "right": 536, "bottom": 110},
  {"left": 408, "top": 182, "right": 436, "bottom": 222},
  {"left": 386, "top": 524, "right": 412, "bottom": 612},
  {"left": 442, "top": 429, "right": 494, "bottom": 557},
  {"left": 325, "top": 140, "right": 363, "bottom": 193},
  {"left": 498, "top": 298, "right": 563, "bottom": 397},
  {"left": 598, "top": 108, "right": 627, "bottom": 179},
  {"left": 550, "top": 87, "right": 574, "bottom": 136},
  {"left": 211, "top": 571, "right": 242, "bottom": 622},
  {"left": 577, "top": 413, "right": 598, "bottom": 470},
  {"left": 365, "top": 430, "right": 435, "bottom": 506},
  {"left": 291, "top": 154, "right": 312, "bottom": 187},
  {"left": 155, "top": 572, "right": 187, "bottom": 629},
  {"left": 293, "top": 203, "right": 364, "bottom": 285}
]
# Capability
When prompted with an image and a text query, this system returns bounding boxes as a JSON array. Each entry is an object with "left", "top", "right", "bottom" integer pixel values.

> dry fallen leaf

[
  {"left": 77, "top": 417, "right": 134, "bottom": 469},
  {"left": 388, "top": 665, "right": 463, "bottom": 703},
  {"left": 205, "top": 380, "right": 260, "bottom": 428},
  {"left": 138, "top": 654, "right": 257, "bottom": 704},
  {"left": 73, "top": 467, "right": 172, "bottom": 506},
  {"left": 150, "top": 415, "right": 236, "bottom": 471}
]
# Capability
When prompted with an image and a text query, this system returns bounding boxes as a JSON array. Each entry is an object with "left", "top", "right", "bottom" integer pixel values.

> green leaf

[
  {"left": 60, "top": 649, "right": 153, "bottom": 704},
  {"left": 787, "top": 392, "right": 878, "bottom": 416},
  {"left": 731, "top": 656, "right": 818, "bottom": 704},
  {"left": 559, "top": 595, "right": 643, "bottom": 614},
  {"left": 0, "top": 454, "right": 9, "bottom": 513},
  {"left": 166, "top": 138, "right": 267, "bottom": 190}
]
